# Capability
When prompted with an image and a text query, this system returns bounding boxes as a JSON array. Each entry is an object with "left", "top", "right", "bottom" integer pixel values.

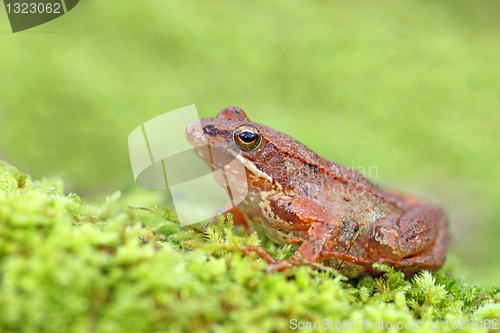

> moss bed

[{"left": 0, "top": 161, "right": 498, "bottom": 333}]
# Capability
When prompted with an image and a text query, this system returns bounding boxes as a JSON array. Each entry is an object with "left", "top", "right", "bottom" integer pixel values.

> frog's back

[{"left": 254, "top": 124, "right": 407, "bottom": 216}]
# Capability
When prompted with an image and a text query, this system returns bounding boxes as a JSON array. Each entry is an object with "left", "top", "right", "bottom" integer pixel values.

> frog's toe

[{"left": 266, "top": 259, "right": 295, "bottom": 273}]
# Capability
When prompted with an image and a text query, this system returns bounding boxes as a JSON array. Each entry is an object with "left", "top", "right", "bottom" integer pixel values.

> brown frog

[{"left": 185, "top": 107, "right": 450, "bottom": 277}]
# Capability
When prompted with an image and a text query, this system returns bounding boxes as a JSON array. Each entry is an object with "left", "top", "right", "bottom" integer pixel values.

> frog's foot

[
  {"left": 242, "top": 245, "right": 276, "bottom": 264},
  {"left": 266, "top": 259, "right": 296, "bottom": 273},
  {"left": 320, "top": 250, "right": 379, "bottom": 268},
  {"left": 242, "top": 245, "right": 304, "bottom": 272},
  {"left": 319, "top": 248, "right": 447, "bottom": 275}
]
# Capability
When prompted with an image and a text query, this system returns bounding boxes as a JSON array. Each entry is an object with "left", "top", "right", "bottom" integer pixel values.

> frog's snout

[{"left": 185, "top": 121, "right": 207, "bottom": 148}]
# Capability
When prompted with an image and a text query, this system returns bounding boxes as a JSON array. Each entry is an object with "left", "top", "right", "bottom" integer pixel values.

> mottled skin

[{"left": 185, "top": 107, "right": 450, "bottom": 277}]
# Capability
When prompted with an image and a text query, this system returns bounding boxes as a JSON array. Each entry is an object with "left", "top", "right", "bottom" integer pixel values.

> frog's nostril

[{"left": 203, "top": 124, "right": 219, "bottom": 137}]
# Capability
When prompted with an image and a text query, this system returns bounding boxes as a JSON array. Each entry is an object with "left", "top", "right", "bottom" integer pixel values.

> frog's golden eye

[{"left": 233, "top": 124, "right": 262, "bottom": 151}]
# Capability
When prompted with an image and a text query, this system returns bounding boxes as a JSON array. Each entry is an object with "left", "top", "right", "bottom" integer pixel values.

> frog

[{"left": 185, "top": 106, "right": 450, "bottom": 277}]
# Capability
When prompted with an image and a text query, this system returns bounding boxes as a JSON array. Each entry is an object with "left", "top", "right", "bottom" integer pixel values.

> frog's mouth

[{"left": 186, "top": 119, "right": 252, "bottom": 202}]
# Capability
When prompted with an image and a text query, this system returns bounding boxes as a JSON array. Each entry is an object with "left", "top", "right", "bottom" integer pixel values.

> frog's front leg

[{"left": 243, "top": 197, "right": 343, "bottom": 272}]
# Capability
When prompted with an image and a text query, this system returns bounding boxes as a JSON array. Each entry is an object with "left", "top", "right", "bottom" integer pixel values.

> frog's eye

[{"left": 233, "top": 124, "right": 262, "bottom": 151}]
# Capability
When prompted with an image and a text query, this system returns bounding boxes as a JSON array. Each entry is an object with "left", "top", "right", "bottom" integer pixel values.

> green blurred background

[{"left": 1, "top": 0, "right": 499, "bottom": 286}]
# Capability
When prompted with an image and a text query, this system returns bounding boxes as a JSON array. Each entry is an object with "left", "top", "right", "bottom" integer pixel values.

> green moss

[{"left": 0, "top": 161, "right": 498, "bottom": 333}]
